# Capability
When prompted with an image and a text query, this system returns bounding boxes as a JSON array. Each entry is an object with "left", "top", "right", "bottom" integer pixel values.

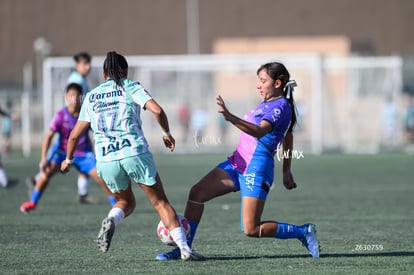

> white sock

[
  {"left": 108, "top": 207, "right": 125, "bottom": 226},
  {"left": 170, "top": 227, "right": 191, "bottom": 251},
  {"left": 77, "top": 176, "right": 90, "bottom": 196},
  {"left": 0, "top": 168, "right": 7, "bottom": 187}
]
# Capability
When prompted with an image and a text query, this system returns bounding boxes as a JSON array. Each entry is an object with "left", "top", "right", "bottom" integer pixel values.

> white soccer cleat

[
  {"left": 96, "top": 217, "right": 115, "bottom": 253},
  {"left": 180, "top": 248, "right": 206, "bottom": 261}
]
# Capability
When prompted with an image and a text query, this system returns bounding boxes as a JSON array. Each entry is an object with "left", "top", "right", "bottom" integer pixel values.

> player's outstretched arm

[
  {"left": 61, "top": 120, "right": 90, "bottom": 172},
  {"left": 144, "top": 99, "right": 175, "bottom": 152},
  {"left": 216, "top": 95, "right": 271, "bottom": 138}
]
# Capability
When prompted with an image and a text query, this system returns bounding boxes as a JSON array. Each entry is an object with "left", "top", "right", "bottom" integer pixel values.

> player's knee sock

[
  {"left": 0, "top": 168, "right": 7, "bottom": 187},
  {"left": 30, "top": 189, "right": 43, "bottom": 204},
  {"left": 77, "top": 176, "right": 89, "bottom": 196},
  {"left": 187, "top": 219, "right": 199, "bottom": 247},
  {"left": 275, "top": 222, "right": 305, "bottom": 239},
  {"left": 107, "top": 207, "right": 125, "bottom": 226},
  {"left": 108, "top": 196, "right": 117, "bottom": 206},
  {"left": 170, "top": 227, "right": 191, "bottom": 251}
]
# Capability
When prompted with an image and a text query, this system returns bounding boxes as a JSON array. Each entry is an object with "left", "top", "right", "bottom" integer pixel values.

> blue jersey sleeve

[{"left": 261, "top": 105, "right": 282, "bottom": 126}]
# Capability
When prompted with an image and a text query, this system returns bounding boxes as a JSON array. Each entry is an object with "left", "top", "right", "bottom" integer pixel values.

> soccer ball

[{"left": 157, "top": 214, "right": 191, "bottom": 246}]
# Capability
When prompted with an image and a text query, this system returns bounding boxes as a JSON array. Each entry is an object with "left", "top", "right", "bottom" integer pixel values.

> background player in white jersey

[
  {"left": 67, "top": 52, "right": 93, "bottom": 203},
  {"left": 67, "top": 52, "right": 91, "bottom": 95},
  {"left": 157, "top": 62, "right": 319, "bottom": 260},
  {"left": 61, "top": 51, "right": 203, "bottom": 260},
  {"left": 20, "top": 83, "right": 115, "bottom": 213}
]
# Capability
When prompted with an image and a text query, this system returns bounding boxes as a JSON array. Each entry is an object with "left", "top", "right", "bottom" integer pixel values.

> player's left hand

[
  {"left": 60, "top": 161, "right": 70, "bottom": 173},
  {"left": 163, "top": 135, "right": 175, "bottom": 152},
  {"left": 283, "top": 170, "right": 297, "bottom": 190},
  {"left": 216, "top": 95, "right": 232, "bottom": 121}
]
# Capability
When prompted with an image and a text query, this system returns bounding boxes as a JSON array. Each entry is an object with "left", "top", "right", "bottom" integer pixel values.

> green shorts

[{"left": 97, "top": 152, "right": 157, "bottom": 193}]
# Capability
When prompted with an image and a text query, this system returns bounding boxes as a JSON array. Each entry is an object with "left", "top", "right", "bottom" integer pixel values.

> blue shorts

[
  {"left": 49, "top": 150, "right": 96, "bottom": 175},
  {"left": 217, "top": 159, "right": 273, "bottom": 200}
]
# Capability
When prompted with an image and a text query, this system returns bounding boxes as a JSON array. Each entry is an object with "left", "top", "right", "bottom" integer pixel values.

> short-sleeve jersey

[
  {"left": 49, "top": 107, "right": 92, "bottom": 156},
  {"left": 79, "top": 79, "right": 152, "bottom": 162},
  {"left": 67, "top": 71, "right": 89, "bottom": 95},
  {"left": 228, "top": 97, "right": 292, "bottom": 174}
]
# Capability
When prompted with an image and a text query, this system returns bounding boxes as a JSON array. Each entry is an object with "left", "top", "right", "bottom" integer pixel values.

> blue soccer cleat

[
  {"left": 300, "top": 224, "right": 320, "bottom": 258},
  {"left": 156, "top": 247, "right": 181, "bottom": 261}
]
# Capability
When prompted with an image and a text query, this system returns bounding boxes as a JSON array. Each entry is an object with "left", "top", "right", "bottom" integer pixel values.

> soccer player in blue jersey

[
  {"left": 61, "top": 51, "right": 203, "bottom": 260},
  {"left": 157, "top": 62, "right": 319, "bottom": 260},
  {"left": 20, "top": 83, "right": 115, "bottom": 213}
]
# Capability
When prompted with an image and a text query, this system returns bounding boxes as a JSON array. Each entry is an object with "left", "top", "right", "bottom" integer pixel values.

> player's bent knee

[
  {"left": 188, "top": 185, "right": 208, "bottom": 203},
  {"left": 151, "top": 198, "right": 169, "bottom": 209}
]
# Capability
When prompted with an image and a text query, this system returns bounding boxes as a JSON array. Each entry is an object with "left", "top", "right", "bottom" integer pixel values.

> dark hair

[
  {"left": 66, "top": 83, "right": 83, "bottom": 95},
  {"left": 73, "top": 52, "right": 91, "bottom": 63},
  {"left": 103, "top": 51, "right": 128, "bottom": 87},
  {"left": 257, "top": 62, "right": 297, "bottom": 131}
]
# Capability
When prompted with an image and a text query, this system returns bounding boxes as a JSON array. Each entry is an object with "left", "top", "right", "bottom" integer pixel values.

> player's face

[
  {"left": 66, "top": 89, "right": 83, "bottom": 109},
  {"left": 256, "top": 69, "right": 280, "bottom": 100},
  {"left": 76, "top": 59, "right": 91, "bottom": 76}
]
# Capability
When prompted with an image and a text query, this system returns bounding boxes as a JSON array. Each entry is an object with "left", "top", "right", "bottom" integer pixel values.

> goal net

[{"left": 39, "top": 53, "right": 402, "bottom": 154}]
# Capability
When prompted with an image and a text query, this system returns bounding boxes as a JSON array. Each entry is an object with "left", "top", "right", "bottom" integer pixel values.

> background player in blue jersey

[
  {"left": 20, "top": 83, "right": 115, "bottom": 213},
  {"left": 157, "top": 62, "right": 319, "bottom": 260},
  {"left": 61, "top": 51, "right": 203, "bottom": 260}
]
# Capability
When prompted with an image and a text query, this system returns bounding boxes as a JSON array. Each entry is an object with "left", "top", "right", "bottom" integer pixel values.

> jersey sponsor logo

[
  {"left": 89, "top": 90, "right": 123, "bottom": 103},
  {"left": 101, "top": 138, "right": 132, "bottom": 156},
  {"left": 93, "top": 101, "right": 119, "bottom": 112}
]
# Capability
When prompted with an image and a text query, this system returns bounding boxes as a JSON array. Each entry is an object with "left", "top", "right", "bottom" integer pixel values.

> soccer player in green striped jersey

[{"left": 61, "top": 51, "right": 203, "bottom": 260}]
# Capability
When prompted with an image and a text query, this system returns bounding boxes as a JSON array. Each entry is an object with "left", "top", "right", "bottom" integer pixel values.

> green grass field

[{"left": 1, "top": 152, "right": 413, "bottom": 274}]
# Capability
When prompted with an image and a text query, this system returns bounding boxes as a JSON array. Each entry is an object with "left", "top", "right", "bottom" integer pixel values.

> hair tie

[{"left": 284, "top": 80, "right": 297, "bottom": 99}]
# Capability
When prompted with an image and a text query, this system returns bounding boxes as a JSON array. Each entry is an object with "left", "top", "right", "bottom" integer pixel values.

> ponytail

[
  {"left": 103, "top": 51, "right": 128, "bottom": 87},
  {"left": 283, "top": 80, "right": 298, "bottom": 132}
]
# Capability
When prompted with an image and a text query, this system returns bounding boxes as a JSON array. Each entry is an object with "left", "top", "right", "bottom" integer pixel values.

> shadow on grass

[
  {"left": 5, "top": 178, "right": 19, "bottom": 189},
  {"left": 206, "top": 251, "right": 414, "bottom": 261}
]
